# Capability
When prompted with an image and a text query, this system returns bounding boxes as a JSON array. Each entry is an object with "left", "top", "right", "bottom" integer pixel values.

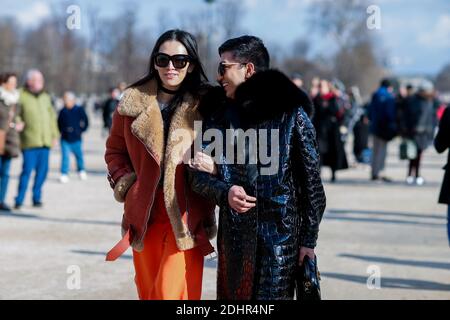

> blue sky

[{"left": 1, "top": 0, "right": 449, "bottom": 75}]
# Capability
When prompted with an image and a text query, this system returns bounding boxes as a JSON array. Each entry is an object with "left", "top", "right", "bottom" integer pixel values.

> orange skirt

[{"left": 132, "top": 188, "right": 204, "bottom": 300}]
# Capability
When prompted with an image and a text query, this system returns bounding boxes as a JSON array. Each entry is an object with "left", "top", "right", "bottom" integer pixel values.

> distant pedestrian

[
  {"left": 0, "top": 73, "right": 24, "bottom": 211},
  {"left": 353, "top": 108, "right": 371, "bottom": 164},
  {"left": 313, "top": 79, "right": 348, "bottom": 182},
  {"left": 397, "top": 84, "right": 415, "bottom": 137},
  {"left": 57, "top": 91, "right": 89, "bottom": 183},
  {"left": 102, "top": 87, "right": 120, "bottom": 132},
  {"left": 15, "top": 69, "right": 59, "bottom": 209},
  {"left": 310, "top": 77, "right": 320, "bottom": 99},
  {"left": 368, "top": 79, "right": 397, "bottom": 182},
  {"left": 403, "top": 81, "right": 439, "bottom": 185},
  {"left": 346, "top": 87, "right": 370, "bottom": 164},
  {"left": 434, "top": 106, "right": 450, "bottom": 246}
]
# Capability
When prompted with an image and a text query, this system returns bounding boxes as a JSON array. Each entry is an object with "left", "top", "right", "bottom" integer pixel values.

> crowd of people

[
  {"left": 0, "top": 68, "right": 137, "bottom": 212},
  {"left": 292, "top": 73, "right": 449, "bottom": 245},
  {"left": 291, "top": 74, "right": 448, "bottom": 186},
  {"left": 0, "top": 70, "right": 90, "bottom": 211}
]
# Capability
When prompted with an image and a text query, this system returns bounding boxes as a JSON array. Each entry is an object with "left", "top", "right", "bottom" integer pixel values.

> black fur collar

[
  {"left": 234, "top": 69, "right": 313, "bottom": 126},
  {"left": 198, "top": 85, "right": 228, "bottom": 122},
  {"left": 198, "top": 69, "right": 313, "bottom": 127}
]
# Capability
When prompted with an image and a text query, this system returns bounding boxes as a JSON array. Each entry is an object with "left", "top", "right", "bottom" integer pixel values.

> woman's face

[
  {"left": 155, "top": 40, "right": 193, "bottom": 91},
  {"left": 3, "top": 76, "right": 17, "bottom": 92}
]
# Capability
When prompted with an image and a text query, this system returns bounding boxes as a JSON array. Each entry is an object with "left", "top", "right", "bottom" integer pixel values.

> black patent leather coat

[{"left": 188, "top": 70, "right": 326, "bottom": 300}]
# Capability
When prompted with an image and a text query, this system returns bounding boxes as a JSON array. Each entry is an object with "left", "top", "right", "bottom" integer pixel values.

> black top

[{"left": 157, "top": 101, "right": 177, "bottom": 188}]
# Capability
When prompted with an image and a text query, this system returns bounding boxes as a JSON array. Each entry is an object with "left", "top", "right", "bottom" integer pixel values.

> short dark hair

[
  {"left": 380, "top": 78, "right": 391, "bottom": 88},
  {"left": 218, "top": 35, "right": 270, "bottom": 72}
]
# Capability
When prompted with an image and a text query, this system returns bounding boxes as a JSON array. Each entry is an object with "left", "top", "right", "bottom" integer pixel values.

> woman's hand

[{"left": 189, "top": 152, "right": 218, "bottom": 175}]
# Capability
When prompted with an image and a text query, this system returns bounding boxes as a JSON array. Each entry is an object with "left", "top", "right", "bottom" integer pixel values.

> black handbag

[{"left": 296, "top": 255, "right": 321, "bottom": 300}]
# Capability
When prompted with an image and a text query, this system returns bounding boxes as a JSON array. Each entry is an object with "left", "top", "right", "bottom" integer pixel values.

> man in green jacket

[{"left": 15, "top": 69, "right": 59, "bottom": 209}]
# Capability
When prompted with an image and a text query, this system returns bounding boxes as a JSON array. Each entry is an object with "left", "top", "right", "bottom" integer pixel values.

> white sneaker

[
  {"left": 79, "top": 171, "right": 88, "bottom": 181},
  {"left": 416, "top": 176, "right": 425, "bottom": 186},
  {"left": 406, "top": 176, "right": 415, "bottom": 185},
  {"left": 59, "top": 175, "right": 69, "bottom": 184}
]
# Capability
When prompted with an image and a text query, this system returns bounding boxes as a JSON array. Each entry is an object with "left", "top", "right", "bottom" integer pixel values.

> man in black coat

[
  {"left": 102, "top": 87, "right": 120, "bottom": 132},
  {"left": 187, "top": 36, "right": 326, "bottom": 300},
  {"left": 434, "top": 106, "right": 450, "bottom": 246}
]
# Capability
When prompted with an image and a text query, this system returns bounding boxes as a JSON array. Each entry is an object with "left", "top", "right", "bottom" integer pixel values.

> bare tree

[
  {"left": 86, "top": 5, "right": 101, "bottom": 94},
  {"left": 0, "top": 0, "right": 250, "bottom": 95},
  {"left": 180, "top": 7, "right": 217, "bottom": 80},
  {"left": 157, "top": 8, "right": 173, "bottom": 35},
  {"left": 180, "top": 0, "right": 246, "bottom": 80},
  {"left": 292, "top": 39, "right": 310, "bottom": 58},
  {"left": 309, "top": 0, "right": 367, "bottom": 50},
  {"left": 115, "top": 6, "right": 138, "bottom": 84},
  {"left": 308, "top": 0, "right": 386, "bottom": 97},
  {"left": 217, "top": 0, "right": 244, "bottom": 39},
  {"left": 436, "top": 63, "right": 450, "bottom": 92},
  {"left": 0, "top": 18, "right": 20, "bottom": 72},
  {"left": 21, "top": 20, "right": 58, "bottom": 89}
]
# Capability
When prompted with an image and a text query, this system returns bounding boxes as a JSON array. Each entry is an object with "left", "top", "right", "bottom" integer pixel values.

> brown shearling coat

[{"left": 105, "top": 79, "right": 216, "bottom": 256}]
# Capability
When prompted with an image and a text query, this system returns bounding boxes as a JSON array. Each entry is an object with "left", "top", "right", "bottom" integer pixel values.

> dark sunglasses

[
  {"left": 154, "top": 53, "right": 191, "bottom": 69},
  {"left": 217, "top": 62, "right": 246, "bottom": 76}
]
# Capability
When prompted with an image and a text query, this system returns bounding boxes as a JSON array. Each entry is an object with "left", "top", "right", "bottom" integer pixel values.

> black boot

[
  {"left": 33, "top": 201, "right": 43, "bottom": 208},
  {"left": 0, "top": 203, "right": 12, "bottom": 212},
  {"left": 331, "top": 171, "right": 336, "bottom": 183}
]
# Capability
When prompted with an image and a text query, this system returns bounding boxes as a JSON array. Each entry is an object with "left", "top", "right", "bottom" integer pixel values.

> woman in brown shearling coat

[{"left": 104, "top": 30, "right": 216, "bottom": 300}]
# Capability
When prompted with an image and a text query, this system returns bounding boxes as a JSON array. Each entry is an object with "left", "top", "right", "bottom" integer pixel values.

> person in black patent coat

[{"left": 186, "top": 35, "right": 326, "bottom": 300}]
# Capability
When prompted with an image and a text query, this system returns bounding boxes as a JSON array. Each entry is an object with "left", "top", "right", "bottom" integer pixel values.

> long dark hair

[{"left": 130, "top": 29, "right": 209, "bottom": 107}]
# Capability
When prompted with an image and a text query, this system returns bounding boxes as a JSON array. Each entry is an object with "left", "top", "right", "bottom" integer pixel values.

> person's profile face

[{"left": 217, "top": 51, "right": 247, "bottom": 99}]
